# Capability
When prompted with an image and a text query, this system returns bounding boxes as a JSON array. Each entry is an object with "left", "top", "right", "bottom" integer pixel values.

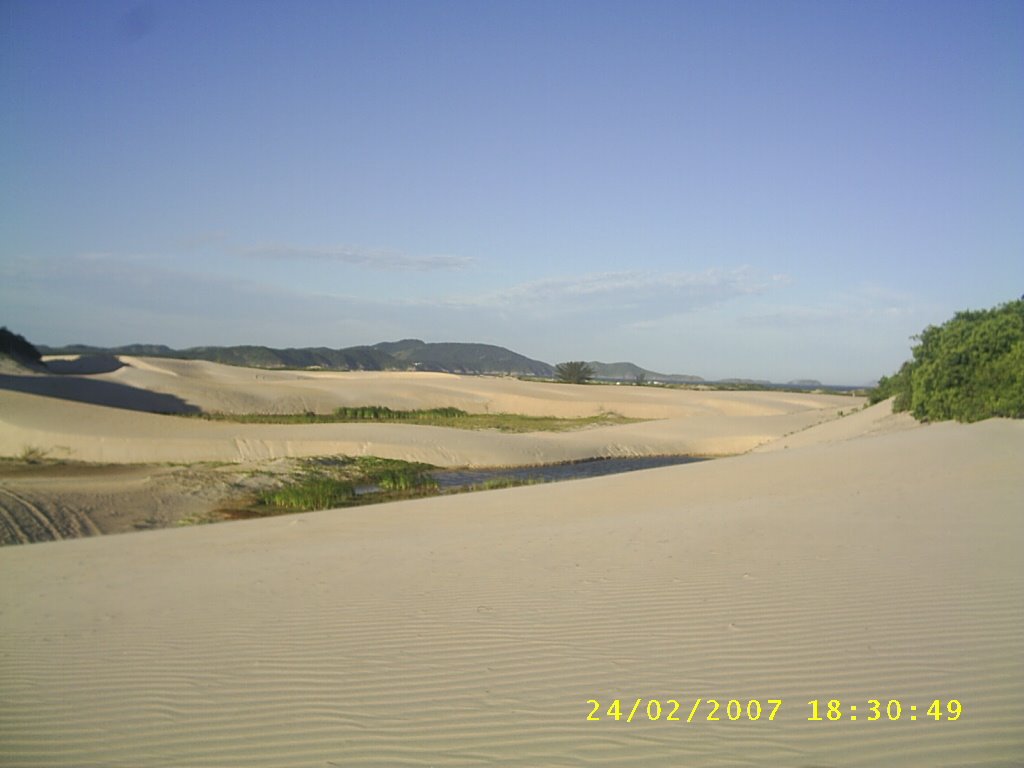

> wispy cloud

[
  {"left": 741, "top": 284, "right": 920, "bottom": 328},
  {"left": 3, "top": 253, "right": 794, "bottom": 373},
  {"left": 432, "top": 267, "right": 786, "bottom": 312},
  {"left": 240, "top": 244, "right": 475, "bottom": 271}
]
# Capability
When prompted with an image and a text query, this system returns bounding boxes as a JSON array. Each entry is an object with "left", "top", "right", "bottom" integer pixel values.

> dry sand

[
  {"left": 1, "top": 357, "right": 866, "bottom": 541},
  {"left": 1, "top": 358, "right": 1021, "bottom": 765},
  {"left": 3, "top": 356, "right": 864, "bottom": 465}
]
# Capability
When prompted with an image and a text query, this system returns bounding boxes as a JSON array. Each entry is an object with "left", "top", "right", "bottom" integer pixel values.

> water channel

[{"left": 430, "top": 454, "right": 707, "bottom": 491}]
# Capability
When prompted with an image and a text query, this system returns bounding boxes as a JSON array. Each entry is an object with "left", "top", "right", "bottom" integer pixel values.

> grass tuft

[
  {"left": 354, "top": 456, "right": 438, "bottom": 491},
  {"left": 18, "top": 445, "right": 49, "bottom": 464},
  {"left": 257, "top": 476, "right": 356, "bottom": 511}
]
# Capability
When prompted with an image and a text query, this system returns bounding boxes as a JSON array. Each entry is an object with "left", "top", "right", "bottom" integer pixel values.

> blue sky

[{"left": 2, "top": 0, "right": 1022, "bottom": 383}]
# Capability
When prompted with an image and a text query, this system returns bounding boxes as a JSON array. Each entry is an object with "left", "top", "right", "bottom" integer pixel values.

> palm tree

[{"left": 555, "top": 361, "right": 594, "bottom": 384}]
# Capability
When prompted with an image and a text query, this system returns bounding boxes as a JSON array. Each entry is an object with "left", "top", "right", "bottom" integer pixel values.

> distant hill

[
  {"left": 587, "top": 361, "right": 704, "bottom": 384},
  {"left": 47, "top": 343, "right": 177, "bottom": 357},
  {"left": 383, "top": 341, "right": 553, "bottom": 376},
  {"left": 37, "top": 339, "right": 554, "bottom": 376},
  {"left": 32, "top": 336, "right": 820, "bottom": 387},
  {"left": 370, "top": 339, "right": 426, "bottom": 357}
]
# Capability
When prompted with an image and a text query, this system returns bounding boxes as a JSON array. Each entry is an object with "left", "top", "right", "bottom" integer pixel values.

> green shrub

[{"left": 870, "top": 299, "right": 1024, "bottom": 422}]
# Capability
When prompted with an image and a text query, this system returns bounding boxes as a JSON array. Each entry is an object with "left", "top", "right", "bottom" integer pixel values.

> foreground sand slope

[{"left": 2, "top": 417, "right": 1021, "bottom": 766}]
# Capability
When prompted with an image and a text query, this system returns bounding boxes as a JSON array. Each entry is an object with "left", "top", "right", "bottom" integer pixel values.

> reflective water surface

[{"left": 431, "top": 455, "right": 707, "bottom": 491}]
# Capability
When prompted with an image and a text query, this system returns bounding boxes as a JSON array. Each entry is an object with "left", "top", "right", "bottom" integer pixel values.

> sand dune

[
  {"left": 1, "top": 413, "right": 1021, "bottom": 766},
  {"left": 0, "top": 386, "right": 852, "bottom": 465},
  {"left": 32, "top": 354, "right": 854, "bottom": 418},
  {"left": 1, "top": 358, "right": 1020, "bottom": 765},
  {"left": 3, "top": 357, "right": 861, "bottom": 464}
]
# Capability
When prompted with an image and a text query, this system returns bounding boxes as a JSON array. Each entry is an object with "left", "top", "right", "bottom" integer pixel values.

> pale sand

[
  {"left": 1, "top": 360, "right": 1021, "bottom": 765},
  {"left": 3, "top": 357, "right": 865, "bottom": 464}
]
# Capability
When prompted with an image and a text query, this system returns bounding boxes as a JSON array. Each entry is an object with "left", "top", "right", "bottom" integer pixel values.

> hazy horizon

[{"left": 3, "top": 0, "right": 1022, "bottom": 384}]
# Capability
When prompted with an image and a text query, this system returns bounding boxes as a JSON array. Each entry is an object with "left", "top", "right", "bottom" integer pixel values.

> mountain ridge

[
  {"left": 37, "top": 338, "right": 706, "bottom": 382},
  {"left": 31, "top": 338, "right": 856, "bottom": 388}
]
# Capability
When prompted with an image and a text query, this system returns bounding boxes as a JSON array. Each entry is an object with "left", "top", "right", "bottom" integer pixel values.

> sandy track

[{"left": 0, "top": 463, "right": 284, "bottom": 545}]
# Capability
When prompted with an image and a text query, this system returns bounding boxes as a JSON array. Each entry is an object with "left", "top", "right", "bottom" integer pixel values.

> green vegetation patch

[
  {"left": 236, "top": 456, "right": 441, "bottom": 517},
  {"left": 870, "top": 298, "right": 1024, "bottom": 423},
  {"left": 215, "top": 454, "right": 556, "bottom": 520},
  {"left": 257, "top": 476, "right": 356, "bottom": 511},
  {"left": 350, "top": 456, "right": 439, "bottom": 491},
  {"left": 189, "top": 407, "right": 642, "bottom": 432}
]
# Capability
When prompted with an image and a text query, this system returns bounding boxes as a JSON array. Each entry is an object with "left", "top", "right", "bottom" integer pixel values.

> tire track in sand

[{"left": 0, "top": 486, "right": 74, "bottom": 544}]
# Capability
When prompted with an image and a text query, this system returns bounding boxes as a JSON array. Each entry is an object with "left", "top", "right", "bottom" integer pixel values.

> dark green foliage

[
  {"left": 869, "top": 360, "right": 912, "bottom": 409},
  {"left": 555, "top": 361, "right": 595, "bottom": 384},
  {"left": 870, "top": 299, "right": 1024, "bottom": 422},
  {"left": 0, "top": 327, "right": 42, "bottom": 363}
]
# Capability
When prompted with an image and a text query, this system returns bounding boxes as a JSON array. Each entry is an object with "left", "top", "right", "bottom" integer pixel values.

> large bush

[{"left": 870, "top": 299, "right": 1024, "bottom": 422}]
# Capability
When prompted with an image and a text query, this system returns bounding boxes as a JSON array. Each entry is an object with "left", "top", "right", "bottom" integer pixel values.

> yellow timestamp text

[
  {"left": 807, "top": 699, "right": 962, "bottom": 722},
  {"left": 586, "top": 698, "right": 783, "bottom": 723},
  {"left": 585, "top": 697, "right": 964, "bottom": 724}
]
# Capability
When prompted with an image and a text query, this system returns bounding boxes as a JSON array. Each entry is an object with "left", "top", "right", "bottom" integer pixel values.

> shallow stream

[{"left": 430, "top": 454, "right": 706, "bottom": 491}]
